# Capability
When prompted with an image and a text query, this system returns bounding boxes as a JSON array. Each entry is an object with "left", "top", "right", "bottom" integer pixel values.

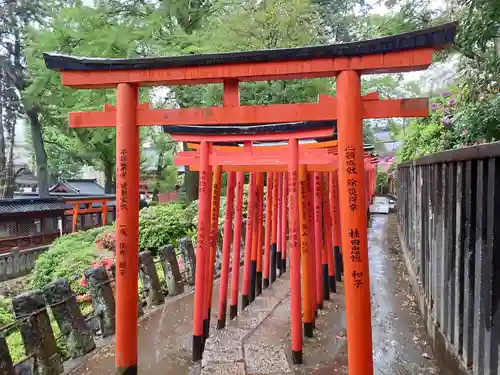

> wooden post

[
  {"left": 205, "top": 165, "right": 222, "bottom": 340},
  {"left": 322, "top": 174, "right": 331, "bottom": 299},
  {"left": 230, "top": 172, "right": 245, "bottom": 319},
  {"left": 217, "top": 171, "right": 236, "bottom": 329},
  {"left": 270, "top": 172, "right": 279, "bottom": 283},
  {"left": 115, "top": 83, "right": 140, "bottom": 375},
  {"left": 307, "top": 173, "right": 317, "bottom": 322},
  {"left": 313, "top": 172, "right": 324, "bottom": 309},
  {"left": 192, "top": 141, "right": 211, "bottom": 361},
  {"left": 288, "top": 138, "right": 303, "bottom": 364},
  {"left": 242, "top": 172, "right": 257, "bottom": 309},
  {"left": 331, "top": 170, "right": 343, "bottom": 282},
  {"left": 276, "top": 173, "right": 283, "bottom": 277},
  {"left": 299, "top": 165, "right": 314, "bottom": 338},
  {"left": 256, "top": 172, "right": 265, "bottom": 296},
  {"left": 337, "top": 70, "right": 374, "bottom": 375},
  {"left": 281, "top": 173, "right": 289, "bottom": 272},
  {"left": 263, "top": 172, "right": 274, "bottom": 288},
  {"left": 250, "top": 173, "right": 260, "bottom": 303}
]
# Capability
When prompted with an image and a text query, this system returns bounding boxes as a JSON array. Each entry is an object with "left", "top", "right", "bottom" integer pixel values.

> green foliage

[
  {"left": 138, "top": 203, "right": 193, "bottom": 253},
  {"left": 30, "top": 227, "right": 110, "bottom": 294}
]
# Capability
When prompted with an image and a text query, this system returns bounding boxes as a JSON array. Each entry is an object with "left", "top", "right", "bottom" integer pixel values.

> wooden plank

[
  {"left": 60, "top": 49, "right": 435, "bottom": 88},
  {"left": 69, "top": 98, "right": 429, "bottom": 128}
]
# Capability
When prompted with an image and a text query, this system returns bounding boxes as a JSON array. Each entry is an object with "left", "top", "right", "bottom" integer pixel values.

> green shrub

[
  {"left": 30, "top": 227, "right": 111, "bottom": 294},
  {"left": 138, "top": 203, "right": 193, "bottom": 253}
]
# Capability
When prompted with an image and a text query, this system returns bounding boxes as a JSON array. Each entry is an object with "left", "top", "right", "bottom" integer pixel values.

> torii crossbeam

[{"left": 43, "top": 21, "right": 457, "bottom": 375}]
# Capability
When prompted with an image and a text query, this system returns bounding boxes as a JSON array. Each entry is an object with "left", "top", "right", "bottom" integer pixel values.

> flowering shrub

[{"left": 95, "top": 231, "right": 116, "bottom": 253}]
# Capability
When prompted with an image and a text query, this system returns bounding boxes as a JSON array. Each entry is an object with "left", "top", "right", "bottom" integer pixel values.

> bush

[
  {"left": 30, "top": 227, "right": 111, "bottom": 294},
  {"left": 138, "top": 203, "right": 193, "bottom": 253}
]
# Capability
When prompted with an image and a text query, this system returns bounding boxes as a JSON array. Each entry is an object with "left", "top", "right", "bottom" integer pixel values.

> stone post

[
  {"left": 178, "top": 237, "right": 195, "bottom": 285},
  {"left": 138, "top": 251, "right": 165, "bottom": 306},
  {"left": 0, "top": 335, "right": 15, "bottom": 375},
  {"left": 42, "top": 279, "right": 96, "bottom": 358},
  {"left": 12, "top": 291, "right": 63, "bottom": 375},
  {"left": 159, "top": 245, "right": 184, "bottom": 296},
  {"left": 84, "top": 267, "right": 115, "bottom": 337},
  {"left": 10, "top": 247, "right": 19, "bottom": 279}
]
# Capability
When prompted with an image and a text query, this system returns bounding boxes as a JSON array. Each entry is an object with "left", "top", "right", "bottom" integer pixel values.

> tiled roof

[{"left": 0, "top": 199, "right": 69, "bottom": 215}]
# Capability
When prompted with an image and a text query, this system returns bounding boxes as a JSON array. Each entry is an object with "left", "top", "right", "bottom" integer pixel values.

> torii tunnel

[{"left": 43, "top": 21, "right": 456, "bottom": 375}]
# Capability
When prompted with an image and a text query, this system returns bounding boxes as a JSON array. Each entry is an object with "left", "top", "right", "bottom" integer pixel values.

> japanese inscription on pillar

[
  {"left": 198, "top": 171, "right": 208, "bottom": 253},
  {"left": 118, "top": 149, "right": 128, "bottom": 276},
  {"left": 299, "top": 178, "right": 309, "bottom": 253},
  {"left": 345, "top": 146, "right": 358, "bottom": 212},
  {"left": 351, "top": 270, "right": 363, "bottom": 288},
  {"left": 349, "top": 228, "right": 361, "bottom": 263},
  {"left": 289, "top": 171, "right": 299, "bottom": 251}
]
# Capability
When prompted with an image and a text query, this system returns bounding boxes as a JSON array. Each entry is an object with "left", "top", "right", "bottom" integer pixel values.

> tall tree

[
  {"left": 0, "top": 0, "right": 52, "bottom": 197},
  {"left": 25, "top": 3, "right": 150, "bottom": 193}
]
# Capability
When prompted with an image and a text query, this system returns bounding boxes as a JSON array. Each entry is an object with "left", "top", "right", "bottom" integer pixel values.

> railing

[
  {"left": 0, "top": 239, "right": 195, "bottom": 375},
  {"left": 0, "top": 246, "right": 53, "bottom": 281},
  {"left": 397, "top": 141, "right": 500, "bottom": 375}
]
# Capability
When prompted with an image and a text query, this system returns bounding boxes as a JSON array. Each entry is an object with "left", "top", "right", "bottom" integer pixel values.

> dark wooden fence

[{"left": 397, "top": 142, "right": 500, "bottom": 375}]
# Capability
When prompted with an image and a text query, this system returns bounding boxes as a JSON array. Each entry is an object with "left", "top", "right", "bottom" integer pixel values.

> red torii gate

[{"left": 43, "top": 21, "right": 456, "bottom": 375}]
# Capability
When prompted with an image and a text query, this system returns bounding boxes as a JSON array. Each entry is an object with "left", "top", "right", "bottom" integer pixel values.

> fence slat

[
  {"left": 472, "top": 159, "right": 488, "bottom": 375},
  {"left": 463, "top": 159, "right": 477, "bottom": 367},
  {"left": 453, "top": 161, "right": 465, "bottom": 355}
]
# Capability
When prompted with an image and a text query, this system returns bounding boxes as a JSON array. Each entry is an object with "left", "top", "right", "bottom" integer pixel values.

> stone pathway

[{"left": 65, "top": 204, "right": 442, "bottom": 375}]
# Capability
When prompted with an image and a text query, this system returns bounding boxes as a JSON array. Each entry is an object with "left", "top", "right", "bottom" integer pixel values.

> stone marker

[
  {"left": 84, "top": 267, "right": 115, "bottom": 337},
  {"left": 159, "top": 245, "right": 184, "bottom": 296},
  {"left": 0, "top": 335, "right": 15, "bottom": 375},
  {"left": 139, "top": 251, "right": 165, "bottom": 306},
  {"left": 42, "top": 279, "right": 96, "bottom": 358},
  {"left": 178, "top": 237, "right": 195, "bottom": 285},
  {"left": 12, "top": 291, "right": 63, "bottom": 375}
]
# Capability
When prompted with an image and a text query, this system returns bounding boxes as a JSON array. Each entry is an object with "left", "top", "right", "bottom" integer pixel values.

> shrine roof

[
  {"left": 164, "top": 120, "right": 335, "bottom": 136},
  {"left": 43, "top": 23, "right": 456, "bottom": 72}
]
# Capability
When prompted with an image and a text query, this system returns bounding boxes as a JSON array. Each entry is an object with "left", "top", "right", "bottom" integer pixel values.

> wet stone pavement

[{"left": 67, "top": 209, "right": 442, "bottom": 375}]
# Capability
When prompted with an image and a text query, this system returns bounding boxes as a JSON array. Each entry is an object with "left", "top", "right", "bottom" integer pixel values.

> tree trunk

[
  {"left": 26, "top": 109, "right": 50, "bottom": 198},
  {"left": 104, "top": 162, "right": 114, "bottom": 194}
]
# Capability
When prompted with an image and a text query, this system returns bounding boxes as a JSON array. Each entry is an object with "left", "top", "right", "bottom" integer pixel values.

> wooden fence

[{"left": 397, "top": 142, "right": 500, "bottom": 375}]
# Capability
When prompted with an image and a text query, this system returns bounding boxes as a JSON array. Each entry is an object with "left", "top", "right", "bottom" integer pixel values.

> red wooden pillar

[
  {"left": 230, "top": 172, "right": 245, "bottom": 319},
  {"left": 299, "top": 166, "right": 313, "bottom": 338},
  {"left": 217, "top": 171, "right": 236, "bottom": 329},
  {"left": 280, "top": 173, "right": 288, "bottom": 273},
  {"left": 204, "top": 165, "right": 222, "bottom": 341},
  {"left": 115, "top": 83, "right": 140, "bottom": 374},
  {"left": 288, "top": 138, "right": 303, "bottom": 364},
  {"left": 322, "top": 173, "right": 336, "bottom": 295},
  {"left": 307, "top": 173, "right": 317, "bottom": 323},
  {"left": 270, "top": 172, "right": 279, "bottom": 283},
  {"left": 313, "top": 172, "right": 324, "bottom": 309},
  {"left": 330, "top": 170, "right": 343, "bottom": 282},
  {"left": 256, "top": 172, "right": 265, "bottom": 296},
  {"left": 337, "top": 70, "right": 374, "bottom": 375},
  {"left": 242, "top": 172, "right": 257, "bottom": 309},
  {"left": 192, "top": 141, "right": 212, "bottom": 361},
  {"left": 250, "top": 172, "right": 264, "bottom": 302},
  {"left": 263, "top": 172, "right": 274, "bottom": 288},
  {"left": 102, "top": 201, "right": 108, "bottom": 226},
  {"left": 321, "top": 173, "right": 336, "bottom": 301},
  {"left": 276, "top": 172, "right": 283, "bottom": 276}
]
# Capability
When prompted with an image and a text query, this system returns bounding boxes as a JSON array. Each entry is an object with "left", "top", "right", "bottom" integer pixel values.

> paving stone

[
  {"left": 244, "top": 343, "right": 291, "bottom": 374},
  {"left": 201, "top": 362, "right": 246, "bottom": 375}
]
